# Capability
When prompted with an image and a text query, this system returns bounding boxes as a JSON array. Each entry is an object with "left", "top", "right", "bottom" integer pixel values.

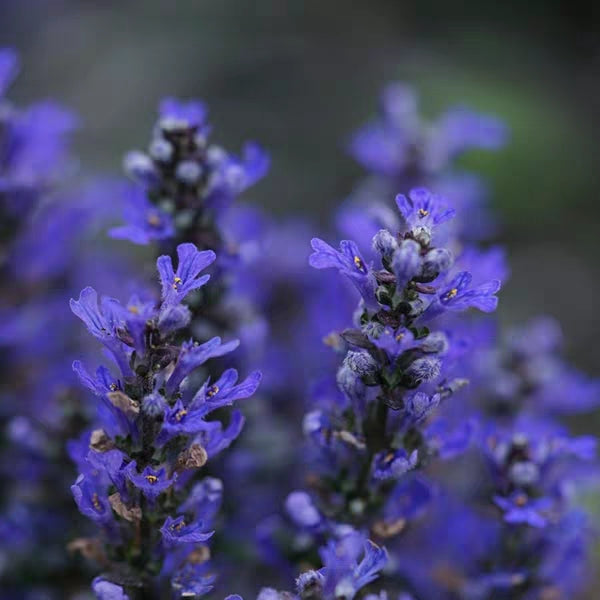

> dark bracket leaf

[{"left": 341, "top": 328, "right": 376, "bottom": 350}]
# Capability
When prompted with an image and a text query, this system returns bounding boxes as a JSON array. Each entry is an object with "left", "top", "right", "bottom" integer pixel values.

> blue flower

[
  {"left": 196, "top": 410, "right": 246, "bottom": 458},
  {"left": 213, "top": 142, "right": 271, "bottom": 196},
  {"left": 157, "top": 399, "right": 221, "bottom": 445},
  {"left": 113, "top": 294, "right": 158, "bottom": 355},
  {"left": 436, "top": 271, "right": 501, "bottom": 313},
  {"left": 109, "top": 186, "right": 174, "bottom": 245},
  {"left": 493, "top": 492, "right": 552, "bottom": 529},
  {"left": 160, "top": 515, "right": 214, "bottom": 548},
  {"left": 125, "top": 462, "right": 176, "bottom": 501},
  {"left": 424, "top": 418, "right": 477, "bottom": 460},
  {"left": 86, "top": 449, "right": 128, "bottom": 497},
  {"left": 166, "top": 336, "right": 240, "bottom": 395},
  {"left": 157, "top": 243, "right": 216, "bottom": 308},
  {"left": 171, "top": 562, "right": 216, "bottom": 598},
  {"left": 372, "top": 449, "right": 418, "bottom": 480},
  {"left": 319, "top": 532, "right": 388, "bottom": 600},
  {"left": 383, "top": 476, "right": 434, "bottom": 522},
  {"left": 178, "top": 477, "right": 223, "bottom": 521},
  {"left": 92, "top": 578, "right": 130, "bottom": 600},
  {"left": 285, "top": 491, "right": 322, "bottom": 528},
  {"left": 71, "top": 475, "right": 111, "bottom": 525},
  {"left": 190, "top": 368, "right": 262, "bottom": 410},
  {"left": 348, "top": 82, "right": 419, "bottom": 177},
  {"left": 396, "top": 188, "right": 455, "bottom": 234},
  {"left": 309, "top": 238, "right": 377, "bottom": 308},
  {"left": 0, "top": 101, "right": 78, "bottom": 196},
  {"left": 70, "top": 287, "right": 131, "bottom": 375},
  {"left": 349, "top": 82, "right": 507, "bottom": 176},
  {"left": 72, "top": 361, "right": 120, "bottom": 397},
  {"left": 426, "top": 106, "right": 508, "bottom": 171}
]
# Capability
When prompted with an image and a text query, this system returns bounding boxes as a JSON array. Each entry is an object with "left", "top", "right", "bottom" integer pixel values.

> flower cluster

[
  {"left": 268, "top": 187, "right": 502, "bottom": 578},
  {"left": 260, "top": 531, "right": 388, "bottom": 600},
  {"left": 70, "top": 243, "right": 261, "bottom": 598},
  {"left": 108, "top": 95, "right": 272, "bottom": 438},
  {"left": 104, "top": 96, "right": 310, "bottom": 590},
  {"left": 338, "top": 82, "right": 509, "bottom": 256},
  {"left": 349, "top": 82, "right": 507, "bottom": 179},
  {"left": 463, "top": 318, "right": 599, "bottom": 598},
  {"left": 113, "top": 97, "right": 268, "bottom": 257},
  {"left": 388, "top": 323, "right": 599, "bottom": 600}
]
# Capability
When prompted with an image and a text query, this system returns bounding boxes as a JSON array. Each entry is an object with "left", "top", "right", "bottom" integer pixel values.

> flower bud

[
  {"left": 206, "top": 144, "right": 227, "bottom": 165},
  {"left": 141, "top": 392, "right": 166, "bottom": 418},
  {"left": 345, "top": 350, "right": 378, "bottom": 378},
  {"left": 404, "top": 356, "right": 442, "bottom": 386},
  {"left": 285, "top": 491, "right": 321, "bottom": 528},
  {"left": 336, "top": 363, "right": 366, "bottom": 402},
  {"left": 175, "top": 160, "right": 202, "bottom": 185},
  {"left": 362, "top": 320, "right": 384, "bottom": 340},
  {"left": 509, "top": 461, "right": 540, "bottom": 486},
  {"left": 392, "top": 239, "right": 421, "bottom": 290},
  {"left": 405, "top": 391, "right": 441, "bottom": 421},
  {"left": 421, "top": 331, "right": 449, "bottom": 354},
  {"left": 159, "top": 116, "right": 189, "bottom": 132},
  {"left": 149, "top": 137, "right": 174, "bottom": 162},
  {"left": 297, "top": 570, "right": 324, "bottom": 600},
  {"left": 372, "top": 229, "right": 398, "bottom": 259},
  {"left": 123, "top": 150, "right": 157, "bottom": 184},
  {"left": 418, "top": 248, "right": 453, "bottom": 282},
  {"left": 411, "top": 225, "right": 431, "bottom": 247}
]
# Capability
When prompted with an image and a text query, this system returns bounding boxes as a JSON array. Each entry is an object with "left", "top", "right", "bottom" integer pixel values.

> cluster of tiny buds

[{"left": 124, "top": 108, "right": 248, "bottom": 202}]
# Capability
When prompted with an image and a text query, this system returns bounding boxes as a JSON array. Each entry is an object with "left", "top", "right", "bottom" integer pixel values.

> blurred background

[{"left": 1, "top": 0, "right": 598, "bottom": 369}]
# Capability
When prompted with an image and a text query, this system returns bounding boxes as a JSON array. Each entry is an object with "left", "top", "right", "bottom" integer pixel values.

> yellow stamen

[
  {"left": 175, "top": 409, "right": 188, "bottom": 421},
  {"left": 145, "top": 475, "right": 159, "bottom": 484},
  {"left": 92, "top": 493, "right": 102, "bottom": 511},
  {"left": 206, "top": 385, "right": 219, "bottom": 398},
  {"left": 418, "top": 208, "right": 429, "bottom": 218},
  {"left": 128, "top": 305, "right": 139, "bottom": 314},
  {"left": 353, "top": 255, "right": 364, "bottom": 271},
  {"left": 147, "top": 214, "right": 161, "bottom": 226},
  {"left": 173, "top": 520, "right": 186, "bottom": 531},
  {"left": 109, "top": 383, "right": 118, "bottom": 392},
  {"left": 172, "top": 276, "right": 183, "bottom": 290},
  {"left": 323, "top": 332, "right": 343, "bottom": 350},
  {"left": 515, "top": 493, "right": 528, "bottom": 507},
  {"left": 445, "top": 288, "right": 458, "bottom": 300}
]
